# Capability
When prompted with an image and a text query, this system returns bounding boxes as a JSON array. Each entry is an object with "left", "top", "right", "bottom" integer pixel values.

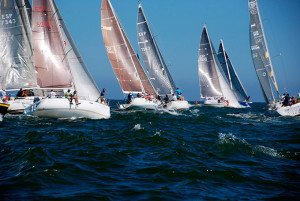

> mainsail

[
  {"left": 32, "top": 0, "right": 72, "bottom": 89},
  {"left": 248, "top": 0, "right": 280, "bottom": 106},
  {"left": 137, "top": 2, "right": 176, "bottom": 96},
  {"left": 217, "top": 40, "right": 248, "bottom": 102},
  {"left": 0, "top": 0, "right": 37, "bottom": 90},
  {"left": 198, "top": 25, "right": 222, "bottom": 98},
  {"left": 32, "top": 0, "right": 101, "bottom": 101},
  {"left": 101, "top": 0, "right": 156, "bottom": 95}
]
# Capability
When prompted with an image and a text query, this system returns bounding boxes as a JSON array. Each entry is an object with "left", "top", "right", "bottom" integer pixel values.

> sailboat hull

[
  {"left": 165, "top": 100, "right": 190, "bottom": 110},
  {"left": 25, "top": 98, "right": 110, "bottom": 119},
  {"left": 204, "top": 98, "right": 227, "bottom": 107},
  {"left": 119, "top": 98, "right": 159, "bottom": 110},
  {"left": 275, "top": 102, "right": 300, "bottom": 117},
  {"left": 6, "top": 97, "right": 40, "bottom": 114}
]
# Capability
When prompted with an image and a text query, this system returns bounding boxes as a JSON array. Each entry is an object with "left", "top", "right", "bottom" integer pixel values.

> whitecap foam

[
  {"left": 218, "top": 133, "right": 248, "bottom": 145},
  {"left": 133, "top": 124, "right": 143, "bottom": 130},
  {"left": 154, "top": 130, "right": 161, "bottom": 136},
  {"left": 254, "top": 145, "right": 284, "bottom": 158}
]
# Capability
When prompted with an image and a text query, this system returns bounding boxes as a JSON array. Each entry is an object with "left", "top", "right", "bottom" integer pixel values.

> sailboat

[
  {"left": 137, "top": 2, "right": 189, "bottom": 110},
  {"left": 25, "top": 0, "right": 110, "bottom": 119},
  {"left": 0, "top": 0, "right": 41, "bottom": 114},
  {"left": 248, "top": 0, "right": 300, "bottom": 116},
  {"left": 217, "top": 40, "right": 251, "bottom": 107},
  {"left": 198, "top": 25, "right": 241, "bottom": 108},
  {"left": 101, "top": 0, "right": 160, "bottom": 110}
]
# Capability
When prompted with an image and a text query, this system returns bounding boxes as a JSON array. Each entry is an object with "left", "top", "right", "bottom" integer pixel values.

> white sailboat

[
  {"left": 137, "top": 2, "right": 189, "bottom": 110},
  {"left": 0, "top": 0, "right": 42, "bottom": 114},
  {"left": 25, "top": 0, "right": 110, "bottom": 119},
  {"left": 198, "top": 25, "right": 241, "bottom": 108},
  {"left": 101, "top": 0, "right": 159, "bottom": 110},
  {"left": 217, "top": 40, "right": 252, "bottom": 107},
  {"left": 248, "top": 0, "right": 300, "bottom": 116}
]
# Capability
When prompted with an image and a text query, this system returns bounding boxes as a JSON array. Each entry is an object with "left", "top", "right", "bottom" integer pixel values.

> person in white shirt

[
  {"left": 1, "top": 89, "right": 7, "bottom": 101},
  {"left": 48, "top": 90, "right": 56, "bottom": 98}
]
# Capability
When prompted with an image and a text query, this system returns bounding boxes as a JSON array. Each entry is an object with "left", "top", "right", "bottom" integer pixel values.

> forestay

[
  {"left": 137, "top": 2, "right": 176, "bottom": 96},
  {"left": 0, "top": 0, "right": 37, "bottom": 90}
]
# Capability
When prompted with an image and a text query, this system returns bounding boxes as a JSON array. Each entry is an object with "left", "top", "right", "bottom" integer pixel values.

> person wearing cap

[{"left": 297, "top": 93, "right": 300, "bottom": 103}]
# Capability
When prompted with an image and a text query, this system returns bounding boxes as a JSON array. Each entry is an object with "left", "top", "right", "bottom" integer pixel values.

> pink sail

[
  {"left": 101, "top": 0, "right": 156, "bottom": 95},
  {"left": 32, "top": 0, "right": 72, "bottom": 88}
]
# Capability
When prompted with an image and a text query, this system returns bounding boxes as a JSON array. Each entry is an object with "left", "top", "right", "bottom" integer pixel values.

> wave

[{"left": 218, "top": 133, "right": 284, "bottom": 159}]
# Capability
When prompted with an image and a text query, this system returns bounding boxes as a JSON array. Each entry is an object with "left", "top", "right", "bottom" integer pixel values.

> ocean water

[{"left": 0, "top": 101, "right": 299, "bottom": 200}]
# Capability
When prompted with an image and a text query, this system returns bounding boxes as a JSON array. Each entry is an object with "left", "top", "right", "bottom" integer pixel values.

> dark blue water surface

[{"left": 1, "top": 101, "right": 299, "bottom": 200}]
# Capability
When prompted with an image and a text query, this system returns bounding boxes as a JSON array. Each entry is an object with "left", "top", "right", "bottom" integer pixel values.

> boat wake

[{"left": 157, "top": 108, "right": 182, "bottom": 116}]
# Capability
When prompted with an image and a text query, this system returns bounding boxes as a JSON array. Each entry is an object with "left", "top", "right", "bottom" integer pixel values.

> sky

[{"left": 52, "top": 0, "right": 300, "bottom": 102}]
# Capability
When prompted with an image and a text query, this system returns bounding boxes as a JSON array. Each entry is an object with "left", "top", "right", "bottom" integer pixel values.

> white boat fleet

[{"left": 0, "top": 0, "right": 299, "bottom": 118}]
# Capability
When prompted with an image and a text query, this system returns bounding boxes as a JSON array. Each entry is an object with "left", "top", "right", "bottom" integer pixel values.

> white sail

[{"left": 51, "top": 1, "right": 100, "bottom": 101}]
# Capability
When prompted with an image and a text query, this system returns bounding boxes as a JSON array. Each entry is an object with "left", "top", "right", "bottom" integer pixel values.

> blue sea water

[{"left": 0, "top": 101, "right": 299, "bottom": 200}]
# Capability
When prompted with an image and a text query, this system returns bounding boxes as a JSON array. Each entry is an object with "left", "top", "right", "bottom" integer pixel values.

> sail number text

[
  {"left": 140, "top": 47, "right": 150, "bottom": 52},
  {"left": 35, "top": 6, "right": 46, "bottom": 12},
  {"left": 199, "top": 55, "right": 207, "bottom": 62},
  {"left": 138, "top": 32, "right": 146, "bottom": 37},
  {"left": 1, "top": 14, "right": 16, "bottom": 25},
  {"left": 36, "top": 21, "right": 50, "bottom": 27}
]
